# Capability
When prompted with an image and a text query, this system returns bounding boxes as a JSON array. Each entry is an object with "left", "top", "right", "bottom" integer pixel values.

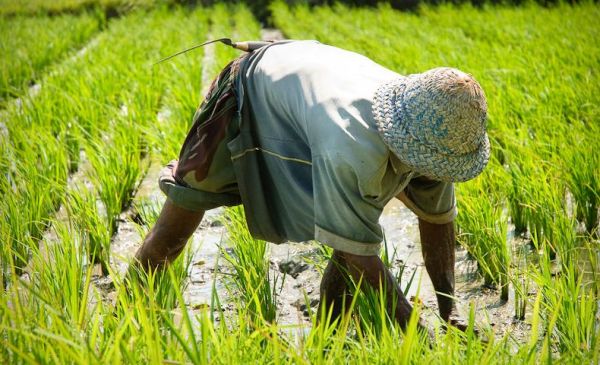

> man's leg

[
  {"left": 318, "top": 250, "right": 353, "bottom": 323},
  {"left": 132, "top": 199, "right": 204, "bottom": 272},
  {"left": 418, "top": 219, "right": 467, "bottom": 330}
]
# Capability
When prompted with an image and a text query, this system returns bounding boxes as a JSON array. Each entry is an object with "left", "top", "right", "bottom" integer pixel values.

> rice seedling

[
  {"left": 510, "top": 252, "right": 531, "bottom": 321},
  {"left": 501, "top": 136, "right": 531, "bottom": 236},
  {"left": 347, "top": 274, "right": 417, "bottom": 340},
  {"left": 131, "top": 197, "right": 163, "bottom": 230},
  {"left": 531, "top": 239, "right": 599, "bottom": 360},
  {"left": 0, "top": 130, "right": 69, "bottom": 277},
  {"left": 221, "top": 206, "right": 278, "bottom": 325},
  {"left": 85, "top": 122, "right": 145, "bottom": 236},
  {"left": 1, "top": 194, "right": 36, "bottom": 279},
  {"left": 122, "top": 247, "right": 193, "bottom": 313},
  {"left": 64, "top": 188, "right": 112, "bottom": 275},
  {"left": 378, "top": 232, "right": 419, "bottom": 300},
  {"left": 26, "top": 221, "right": 94, "bottom": 325},
  {"left": 456, "top": 177, "right": 511, "bottom": 300},
  {"left": 562, "top": 132, "right": 600, "bottom": 235}
]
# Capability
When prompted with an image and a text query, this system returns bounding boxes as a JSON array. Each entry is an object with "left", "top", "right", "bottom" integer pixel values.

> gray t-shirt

[
  {"left": 160, "top": 40, "right": 456, "bottom": 256},
  {"left": 229, "top": 41, "right": 455, "bottom": 255}
]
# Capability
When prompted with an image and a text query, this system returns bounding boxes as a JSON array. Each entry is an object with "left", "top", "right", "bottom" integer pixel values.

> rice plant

[
  {"left": 221, "top": 206, "right": 278, "bottom": 325},
  {"left": 456, "top": 180, "right": 511, "bottom": 300},
  {"left": 1, "top": 2, "right": 599, "bottom": 363},
  {"left": 563, "top": 132, "right": 600, "bottom": 235}
]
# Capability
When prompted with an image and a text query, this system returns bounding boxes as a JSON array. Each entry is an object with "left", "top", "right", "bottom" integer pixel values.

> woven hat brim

[
  {"left": 373, "top": 76, "right": 490, "bottom": 182},
  {"left": 387, "top": 131, "right": 490, "bottom": 182}
]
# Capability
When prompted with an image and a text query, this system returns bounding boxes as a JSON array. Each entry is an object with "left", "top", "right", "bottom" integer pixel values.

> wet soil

[{"left": 105, "top": 176, "right": 535, "bottom": 342}]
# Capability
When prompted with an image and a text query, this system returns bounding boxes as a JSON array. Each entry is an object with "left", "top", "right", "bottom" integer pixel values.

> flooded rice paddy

[{"left": 98, "top": 162, "right": 544, "bottom": 342}]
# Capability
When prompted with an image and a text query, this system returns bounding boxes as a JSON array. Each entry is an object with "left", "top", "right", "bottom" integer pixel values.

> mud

[
  {"left": 106, "top": 180, "right": 537, "bottom": 343},
  {"left": 22, "top": 143, "right": 536, "bottom": 343}
]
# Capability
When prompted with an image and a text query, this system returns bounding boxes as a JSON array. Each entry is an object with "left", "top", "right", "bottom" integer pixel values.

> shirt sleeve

[
  {"left": 312, "top": 155, "right": 385, "bottom": 256},
  {"left": 397, "top": 176, "right": 457, "bottom": 224},
  {"left": 159, "top": 160, "right": 241, "bottom": 212}
]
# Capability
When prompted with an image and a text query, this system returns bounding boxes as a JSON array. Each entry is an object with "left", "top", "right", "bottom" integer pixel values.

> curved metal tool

[
  {"left": 153, "top": 38, "right": 272, "bottom": 66},
  {"left": 230, "top": 40, "right": 272, "bottom": 52}
]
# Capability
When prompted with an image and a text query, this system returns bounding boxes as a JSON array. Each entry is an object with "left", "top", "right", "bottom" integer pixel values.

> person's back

[
  {"left": 245, "top": 40, "right": 397, "bottom": 136},
  {"left": 235, "top": 41, "right": 414, "bottom": 252}
]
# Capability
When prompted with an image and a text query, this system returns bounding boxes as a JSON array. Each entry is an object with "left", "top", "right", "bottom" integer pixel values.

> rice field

[
  {"left": 1, "top": 1, "right": 599, "bottom": 364},
  {"left": 0, "top": 13, "right": 100, "bottom": 105}
]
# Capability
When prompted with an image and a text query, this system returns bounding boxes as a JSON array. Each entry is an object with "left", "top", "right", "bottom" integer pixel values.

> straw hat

[{"left": 372, "top": 67, "right": 490, "bottom": 182}]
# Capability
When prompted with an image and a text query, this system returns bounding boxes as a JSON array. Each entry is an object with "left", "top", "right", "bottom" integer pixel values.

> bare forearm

[
  {"left": 134, "top": 199, "right": 204, "bottom": 270},
  {"left": 418, "top": 219, "right": 456, "bottom": 320}
]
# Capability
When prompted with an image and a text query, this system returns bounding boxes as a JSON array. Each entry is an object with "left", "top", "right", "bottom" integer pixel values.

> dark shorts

[{"left": 158, "top": 55, "right": 247, "bottom": 212}]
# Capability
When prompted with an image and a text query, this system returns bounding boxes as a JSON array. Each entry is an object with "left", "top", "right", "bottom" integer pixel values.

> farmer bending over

[{"left": 130, "top": 40, "right": 489, "bottom": 331}]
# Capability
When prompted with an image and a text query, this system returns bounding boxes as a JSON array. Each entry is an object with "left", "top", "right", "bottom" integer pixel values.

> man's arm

[
  {"left": 418, "top": 219, "right": 456, "bottom": 322},
  {"left": 132, "top": 198, "right": 204, "bottom": 272}
]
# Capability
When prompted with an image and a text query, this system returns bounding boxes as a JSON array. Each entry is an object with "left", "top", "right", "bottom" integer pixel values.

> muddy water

[
  {"left": 83, "top": 154, "right": 592, "bottom": 344},
  {"left": 108, "top": 178, "right": 533, "bottom": 341}
]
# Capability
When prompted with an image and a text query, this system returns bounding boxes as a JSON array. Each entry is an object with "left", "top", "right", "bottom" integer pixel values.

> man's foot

[
  {"left": 444, "top": 312, "right": 481, "bottom": 337},
  {"left": 447, "top": 314, "right": 469, "bottom": 332}
]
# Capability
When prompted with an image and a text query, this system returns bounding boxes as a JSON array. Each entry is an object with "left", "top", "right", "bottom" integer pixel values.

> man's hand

[
  {"left": 130, "top": 199, "right": 204, "bottom": 272},
  {"left": 318, "top": 249, "right": 432, "bottom": 336},
  {"left": 341, "top": 252, "right": 415, "bottom": 328}
]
